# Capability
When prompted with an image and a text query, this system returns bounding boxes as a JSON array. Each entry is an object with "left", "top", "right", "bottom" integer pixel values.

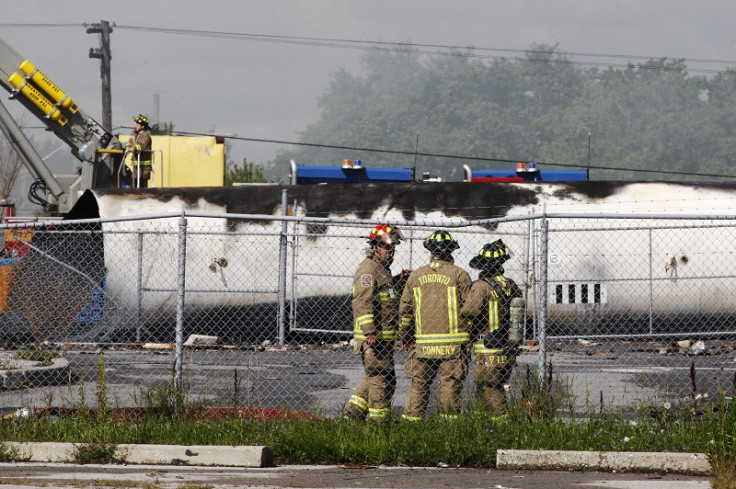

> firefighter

[
  {"left": 461, "top": 240, "right": 524, "bottom": 412},
  {"left": 344, "top": 224, "right": 405, "bottom": 421},
  {"left": 399, "top": 230, "right": 472, "bottom": 421},
  {"left": 125, "top": 114, "right": 153, "bottom": 188}
]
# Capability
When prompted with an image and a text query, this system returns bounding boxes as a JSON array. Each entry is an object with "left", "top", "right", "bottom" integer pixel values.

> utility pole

[{"left": 86, "top": 20, "right": 113, "bottom": 131}]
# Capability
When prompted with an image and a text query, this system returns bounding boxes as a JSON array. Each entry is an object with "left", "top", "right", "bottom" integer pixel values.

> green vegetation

[
  {"left": 14, "top": 348, "right": 61, "bottom": 367},
  {"left": 150, "top": 121, "right": 175, "bottom": 136},
  {"left": 1, "top": 372, "right": 735, "bottom": 467},
  {"left": 0, "top": 442, "right": 24, "bottom": 462},
  {"left": 69, "top": 442, "right": 126, "bottom": 465},
  {"left": 225, "top": 158, "right": 270, "bottom": 185},
  {"left": 1, "top": 361, "right": 734, "bottom": 483},
  {"left": 0, "top": 394, "right": 733, "bottom": 468},
  {"left": 273, "top": 44, "right": 736, "bottom": 182}
]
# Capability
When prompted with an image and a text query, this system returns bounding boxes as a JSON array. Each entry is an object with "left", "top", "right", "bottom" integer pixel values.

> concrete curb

[
  {"left": 496, "top": 449, "right": 711, "bottom": 475},
  {"left": 1, "top": 442, "right": 710, "bottom": 473},
  {"left": 5, "top": 442, "right": 274, "bottom": 468},
  {"left": 0, "top": 357, "right": 71, "bottom": 390}
]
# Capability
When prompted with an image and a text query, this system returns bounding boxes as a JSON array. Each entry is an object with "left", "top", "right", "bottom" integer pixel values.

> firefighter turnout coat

[
  {"left": 126, "top": 128, "right": 153, "bottom": 165},
  {"left": 399, "top": 256, "right": 472, "bottom": 419},
  {"left": 352, "top": 249, "right": 400, "bottom": 350},
  {"left": 399, "top": 257, "right": 472, "bottom": 358},
  {"left": 461, "top": 273, "right": 523, "bottom": 410},
  {"left": 345, "top": 248, "right": 399, "bottom": 420}
]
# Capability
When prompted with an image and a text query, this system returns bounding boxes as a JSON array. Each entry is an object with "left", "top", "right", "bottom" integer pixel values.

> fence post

[
  {"left": 289, "top": 198, "right": 299, "bottom": 334},
  {"left": 537, "top": 216, "right": 549, "bottom": 383},
  {"left": 135, "top": 231, "right": 143, "bottom": 343},
  {"left": 648, "top": 228, "right": 654, "bottom": 335},
  {"left": 278, "top": 189, "right": 288, "bottom": 346},
  {"left": 524, "top": 213, "right": 533, "bottom": 342},
  {"left": 174, "top": 211, "right": 187, "bottom": 391}
]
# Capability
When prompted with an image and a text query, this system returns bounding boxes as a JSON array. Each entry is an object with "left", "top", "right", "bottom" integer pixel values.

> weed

[
  {"left": 710, "top": 452, "right": 736, "bottom": 489},
  {"left": 131, "top": 381, "right": 195, "bottom": 420},
  {"left": 0, "top": 442, "right": 26, "bottom": 462},
  {"left": 82, "top": 481, "right": 136, "bottom": 488},
  {"left": 96, "top": 354, "right": 109, "bottom": 421},
  {"left": 0, "top": 479, "right": 45, "bottom": 487},
  {"left": 219, "top": 352, "right": 262, "bottom": 408},
  {"left": 509, "top": 362, "right": 573, "bottom": 421},
  {"left": 0, "top": 359, "right": 18, "bottom": 370},
  {"left": 14, "top": 348, "right": 61, "bottom": 367},
  {"left": 79, "top": 480, "right": 142, "bottom": 488},
  {"left": 4, "top": 356, "right": 736, "bottom": 483},
  {"left": 70, "top": 442, "right": 127, "bottom": 464}
]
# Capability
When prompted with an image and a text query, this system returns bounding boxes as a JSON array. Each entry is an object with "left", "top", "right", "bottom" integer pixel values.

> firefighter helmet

[
  {"left": 133, "top": 114, "right": 149, "bottom": 127},
  {"left": 423, "top": 229, "right": 460, "bottom": 254},
  {"left": 367, "top": 224, "right": 402, "bottom": 247},
  {"left": 469, "top": 239, "right": 510, "bottom": 270}
]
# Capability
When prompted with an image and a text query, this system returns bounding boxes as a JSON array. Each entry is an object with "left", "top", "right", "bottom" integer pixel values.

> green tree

[
  {"left": 226, "top": 158, "right": 268, "bottom": 185},
  {"left": 150, "top": 121, "right": 175, "bottom": 135},
  {"left": 274, "top": 45, "right": 588, "bottom": 180},
  {"left": 272, "top": 44, "right": 736, "bottom": 182}
]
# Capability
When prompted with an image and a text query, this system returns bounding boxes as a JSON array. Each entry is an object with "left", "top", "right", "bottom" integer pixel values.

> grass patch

[
  {"left": 69, "top": 442, "right": 127, "bottom": 464},
  {"left": 70, "top": 480, "right": 152, "bottom": 488},
  {"left": 1, "top": 357, "right": 732, "bottom": 482},
  {"left": 0, "top": 400, "right": 728, "bottom": 467},
  {"left": 0, "top": 479, "right": 45, "bottom": 487},
  {"left": 0, "top": 442, "right": 26, "bottom": 462},
  {"left": 711, "top": 453, "right": 736, "bottom": 489},
  {"left": 86, "top": 481, "right": 140, "bottom": 488},
  {"left": 14, "top": 348, "right": 61, "bottom": 367}
]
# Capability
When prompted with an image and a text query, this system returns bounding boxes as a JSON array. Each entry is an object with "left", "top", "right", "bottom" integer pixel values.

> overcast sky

[{"left": 2, "top": 0, "right": 736, "bottom": 170}]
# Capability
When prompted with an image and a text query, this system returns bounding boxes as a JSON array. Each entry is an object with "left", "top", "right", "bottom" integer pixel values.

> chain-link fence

[{"left": 1, "top": 208, "right": 735, "bottom": 418}]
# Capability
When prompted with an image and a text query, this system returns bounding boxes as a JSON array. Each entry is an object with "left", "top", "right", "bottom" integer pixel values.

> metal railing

[{"left": 116, "top": 149, "right": 164, "bottom": 188}]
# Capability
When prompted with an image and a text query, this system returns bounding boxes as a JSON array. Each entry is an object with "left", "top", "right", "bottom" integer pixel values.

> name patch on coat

[{"left": 361, "top": 274, "right": 373, "bottom": 287}]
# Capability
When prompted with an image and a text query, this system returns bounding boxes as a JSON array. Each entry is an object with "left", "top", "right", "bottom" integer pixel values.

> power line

[
  {"left": 1, "top": 23, "right": 735, "bottom": 74},
  {"left": 7, "top": 23, "right": 735, "bottom": 179},
  {"left": 113, "top": 25, "right": 735, "bottom": 75},
  {"left": 0, "top": 23, "right": 83, "bottom": 28},
  {"left": 166, "top": 128, "right": 735, "bottom": 180},
  {"left": 23, "top": 119, "right": 731, "bottom": 180}
]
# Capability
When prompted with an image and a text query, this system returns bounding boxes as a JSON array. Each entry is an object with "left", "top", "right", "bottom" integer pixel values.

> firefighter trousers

[
  {"left": 402, "top": 347, "right": 469, "bottom": 420},
  {"left": 344, "top": 342, "right": 395, "bottom": 420},
  {"left": 474, "top": 352, "right": 515, "bottom": 411}
]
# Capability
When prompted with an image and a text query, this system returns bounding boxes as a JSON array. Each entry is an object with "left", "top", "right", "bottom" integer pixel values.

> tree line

[{"left": 266, "top": 44, "right": 736, "bottom": 182}]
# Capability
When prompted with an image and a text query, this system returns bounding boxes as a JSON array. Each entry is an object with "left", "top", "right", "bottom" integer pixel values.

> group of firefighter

[{"left": 344, "top": 225, "right": 525, "bottom": 421}]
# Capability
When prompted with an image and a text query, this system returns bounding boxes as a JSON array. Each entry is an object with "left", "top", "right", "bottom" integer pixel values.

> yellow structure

[{"left": 118, "top": 135, "right": 226, "bottom": 188}]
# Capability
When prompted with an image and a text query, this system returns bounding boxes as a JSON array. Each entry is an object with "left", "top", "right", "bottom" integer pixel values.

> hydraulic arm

[{"left": 0, "top": 35, "right": 122, "bottom": 213}]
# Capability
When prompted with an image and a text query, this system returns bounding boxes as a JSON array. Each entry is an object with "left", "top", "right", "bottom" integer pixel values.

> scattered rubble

[{"left": 184, "top": 334, "right": 219, "bottom": 346}]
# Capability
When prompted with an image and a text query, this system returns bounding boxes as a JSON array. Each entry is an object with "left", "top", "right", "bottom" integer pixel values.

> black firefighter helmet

[
  {"left": 423, "top": 229, "right": 460, "bottom": 254},
  {"left": 133, "top": 114, "right": 150, "bottom": 127},
  {"left": 469, "top": 239, "right": 510, "bottom": 270}
]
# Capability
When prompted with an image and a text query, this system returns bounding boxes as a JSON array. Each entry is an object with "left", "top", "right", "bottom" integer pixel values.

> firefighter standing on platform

[
  {"left": 461, "top": 240, "right": 524, "bottom": 411},
  {"left": 399, "top": 230, "right": 472, "bottom": 421},
  {"left": 125, "top": 114, "right": 153, "bottom": 188},
  {"left": 344, "top": 224, "right": 406, "bottom": 421}
]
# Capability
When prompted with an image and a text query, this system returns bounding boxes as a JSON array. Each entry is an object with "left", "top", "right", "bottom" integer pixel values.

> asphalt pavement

[{"left": 0, "top": 462, "right": 713, "bottom": 489}]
